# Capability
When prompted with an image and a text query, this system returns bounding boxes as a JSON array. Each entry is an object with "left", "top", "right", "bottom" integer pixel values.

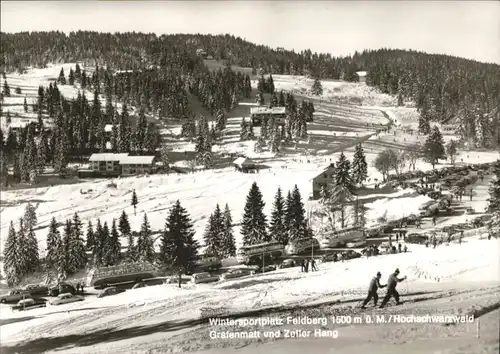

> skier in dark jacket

[
  {"left": 311, "top": 258, "right": 318, "bottom": 271},
  {"left": 361, "top": 272, "right": 386, "bottom": 309},
  {"left": 379, "top": 268, "right": 407, "bottom": 308},
  {"left": 300, "top": 259, "right": 306, "bottom": 272}
]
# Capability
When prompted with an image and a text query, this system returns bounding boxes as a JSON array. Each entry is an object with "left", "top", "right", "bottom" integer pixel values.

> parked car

[
  {"left": 320, "top": 253, "right": 338, "bottom": 263},
  {"left": 278, "top": 259, "right": 296, "bottom": 269},
  {"left": 0, "top": 289, "right": 31, "bottom": 304},
  {"left": 48, "top": 283, "right": 76, "bottom": 297},
  {"left": 396, "top": 214, "right": 420, "bottom": 227},
  {"left": 465, "top": 207, "right": 475, "bottom": 215},
  {"left": 50, "top": 293, "right": 85, "bottom": 306},
  {"left": 254, "top": 265, "right": 277, "bottom": 274},
  {"left": 190, "top": 272, "right": 220, "bottom": 284},
  {"left": 341, "top": 250, "right": 362, "bottom": 260},
  {"left": 131, "top": 282, "right": 148, "bottom": 290},
  {"left": 406, "top": 233, "right": 429, "bottom": 245},
  {"left": 366, "top": 227, "right": 382, "bottom": 238},
  {"left": 220, "top": 268, "right": 252, "bottom": 281},
  {"left": 97, "top": 286, "right": 126, "bottom": 298},
  {"left": 24, "top": 284, "right": 49, "bottom": 296},
  {"left": 12, "top": 298, "right": 48, "bottom": 311}
]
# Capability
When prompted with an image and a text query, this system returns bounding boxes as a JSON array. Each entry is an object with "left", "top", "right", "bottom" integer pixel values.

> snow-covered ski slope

[{"left": 1, "top": 236, "right": 498, "bottom": 353}]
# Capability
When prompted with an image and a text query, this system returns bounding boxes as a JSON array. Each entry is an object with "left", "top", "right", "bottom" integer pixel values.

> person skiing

[
  {"left": 398, "top": 243, "right": 402, "bottom": 253},
  {"left": 379, "top": 268, "right": 407, "bottom": 308},
  {"left": 361, "top": 272, "right": 386, "bottom": 309},
  {"left": 300, "top": 259, "right": 306, "bottom": 272},
  {"left": 311, "top": 258, "right": 318, "bottom": 272}
]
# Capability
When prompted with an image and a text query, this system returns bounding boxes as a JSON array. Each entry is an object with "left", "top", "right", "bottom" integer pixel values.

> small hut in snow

[{"left": 233, "top": 157, "right": 256, "bottom": 173}]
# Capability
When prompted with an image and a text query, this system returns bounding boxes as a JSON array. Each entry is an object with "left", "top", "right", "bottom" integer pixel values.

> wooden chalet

[
  {"left": 311, "top": 163, "right": 336, "bottom": 199},
  {"left": 233, "top": 157, "right": 256, "bottom": 173}
]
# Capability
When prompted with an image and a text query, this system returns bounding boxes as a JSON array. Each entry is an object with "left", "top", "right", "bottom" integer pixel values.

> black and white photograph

[{"left": 0, "top": 1, "right": 499, "bottom": 353}]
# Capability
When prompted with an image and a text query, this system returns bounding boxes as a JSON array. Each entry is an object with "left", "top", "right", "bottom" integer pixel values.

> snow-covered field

[
  {"left": 257, "top": 75, "right": 397, "bottom": 107},
  {"left": 0, "top": 63, "right": 119, "bottom": 132},
  {"left": 1, "top": 236, "right": 498, "bottom": 353}
]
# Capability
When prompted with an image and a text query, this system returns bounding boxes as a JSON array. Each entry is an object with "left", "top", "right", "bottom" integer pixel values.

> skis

[{"left": 358, "top": 301, "right": 405, "bottom": 310}]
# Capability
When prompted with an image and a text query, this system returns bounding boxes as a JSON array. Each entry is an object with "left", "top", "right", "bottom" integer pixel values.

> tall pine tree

[
  {"left": 241, "top": 182, "right": 269, "bottom": 245},
  {"left": 269, "top": 187, "right": 288, "bottom": 245},
  {"left": 131, "top": 189, "right": 138, "bottom": 216},
  {"left": 203, "top": 204, "right": 224, "bottom": 257},
  {"left": 160, "top": 200, "right": 199, "bottom": 287},
  {"left": 286, "top": 185, "right": 308, "bottom": 241},
  {"left": 3, "top": 222, "right": 22, "bottom": 286},
  {"left": 221, "top": 204, "right": 236, "bottom": 258},
  {"left": 46, "top": 217, "right": 62, "bottom": 270},
  {"left": 136, "top": 213, "right": 155, "bottom": 263},
  {"left": 352, "top": 144, "right": 368, "bottom": 185}
]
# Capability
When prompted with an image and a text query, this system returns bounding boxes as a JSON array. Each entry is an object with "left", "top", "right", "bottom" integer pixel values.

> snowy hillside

[
  {"left": 252, "top": 75, "right": 397, "bottom": 107},
  {"left": 1, "top": 236, "right": 498, "bottom": 353}
]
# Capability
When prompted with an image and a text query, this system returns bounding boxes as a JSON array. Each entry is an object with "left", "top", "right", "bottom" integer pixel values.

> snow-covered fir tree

[
  {"left": 446, "top": 140, "right": 458, "bottom": 165},
  {"left": 221, "top": 204, "right": 236, "bottom": 258},
  {"left": 352, "top": 144, "right": 368, "bottom": 185},
  {"left": 335, "top": 152, "right": 355, "bottom": 194},
  {"left": 240, "top": 118, "right": 249, "bottom": 141},
  {"left": 93, "top": 219, "right": 104, "bottom": 266},
  {"left": 423, "top": 126, "right": 445, "bottom": 168},
  {"left": 311, "top": 78, "right": 323, "bottom": 96},
  {"left": 203, "top": 204, "right": 224, "bottom": 257},
  {"left": 160, "top": 145, "right": 170, "bottom": 171},
  {"left": 201, "top": 151, "right": 213, "bottom": 169},
  {"left": 118, "top": 210, "right": 134, "bottom": 261},
  {"left": 269, "top": 187, "right": 288, "bottom": 245},
  {"left": 23, "top": 202, "right": 37, "bottom": 230},
  {"left": 131, "top": 189, "right": 138, "bottom": 215},
  {"left": 86, "top": 220, "right": 95, "bottom": 250},
  {"left": 104, "top": 219, "right": 121, "bottom": 266},
  {"left": 68, "top": 212, "right": 87, "bottom": 271},
  {"left": 136, "top": 213, "right": 156, "bottom": 263},
  {"left": 160, "top": 200, "right": 199, "bottom": 287},
  {"left": 269, "top": 126, "right": 281, "bottom": 153},
  {"left": 215, "top": 110, "right": 226, "bottom": 131},
  {"left": 58, "top": 220, "right": 72, "bottom": 277},
  {"left": 57, "top": 68, "right": 66, "bottom": 85},
  {"left": 15, "top": 219, "right": 31, "bottom": 276},
  {"left": 46, "top": 217, "right": 62, "bottom": 270},
  {"left": 286, "top": 185, "right": 308, "bottom": 241},
  {"left": 241, "top": 182, "right": 269, "bottom": 245},
  {"left": 25, "top": 222, "right": 39, "bottom": 273},
  {"left": 3, "top": 222, "right": 22, "bottom": 286}
]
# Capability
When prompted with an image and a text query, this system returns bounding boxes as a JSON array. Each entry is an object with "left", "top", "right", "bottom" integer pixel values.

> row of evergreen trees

[
  {"left": 4, "top": 203, "right": 40, "bottom": 286},
  {"left": 203, "top": 204, "right": 236, "bottom": 258},
  {"left": 3, "top": 199, "right": 237, "bottom": 287},
  {"left": 240, "top": 182, "right": 311, "bottom": 246}
]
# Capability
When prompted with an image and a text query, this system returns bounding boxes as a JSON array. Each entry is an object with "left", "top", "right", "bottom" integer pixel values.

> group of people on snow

[
  {"left": 300, "top": 258, "right": 318, "bottom": 272},
  {"left": 361, "top": 268, "right": 407, "bottom": 309}
]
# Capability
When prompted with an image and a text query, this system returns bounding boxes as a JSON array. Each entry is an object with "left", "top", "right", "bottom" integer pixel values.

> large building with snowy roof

[{"left": 87, "top": 153, "right": 156, "bottom": 176}]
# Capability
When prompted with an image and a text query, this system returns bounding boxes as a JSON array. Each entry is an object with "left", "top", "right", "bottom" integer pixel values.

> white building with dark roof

[
  {"left": 119, "top": 155, "right": 156, "bottom": 176},
  {"left": 89, "top": 153, "right": 129, "bottom": 175}
]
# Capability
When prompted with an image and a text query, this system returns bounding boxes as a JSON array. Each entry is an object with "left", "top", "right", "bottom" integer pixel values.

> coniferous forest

[{"left": 1, "top": 32, "right": 499, "bottom": 149}]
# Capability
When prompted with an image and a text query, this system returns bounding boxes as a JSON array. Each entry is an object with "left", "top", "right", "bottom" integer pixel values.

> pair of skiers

[{"left": 361, "top": 268, "right": 407, "bottom": 309}]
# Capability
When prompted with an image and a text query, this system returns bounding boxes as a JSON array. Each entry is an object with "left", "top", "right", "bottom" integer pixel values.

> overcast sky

[{"left": 1, "top": 1, "right": 499, "bottom": 64}]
